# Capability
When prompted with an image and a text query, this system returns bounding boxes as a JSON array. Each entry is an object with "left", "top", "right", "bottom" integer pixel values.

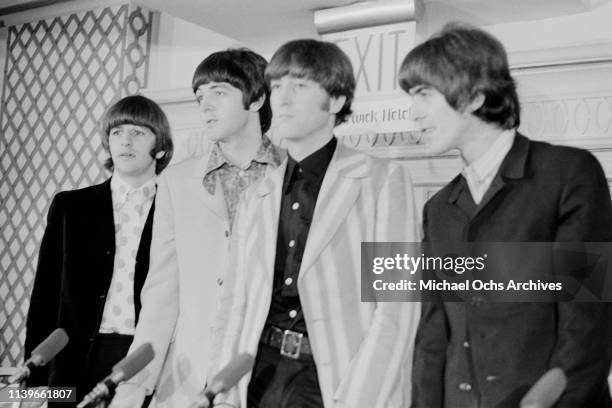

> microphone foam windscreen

[
  {"left": 112, "top": 343, "right": 155, "bottom": 380},
  {"left": 31, "top": 328, "right": 69, "bottom": 365},
  {"left": 211, "top": 353, "right": 254, "bottom": 392}
]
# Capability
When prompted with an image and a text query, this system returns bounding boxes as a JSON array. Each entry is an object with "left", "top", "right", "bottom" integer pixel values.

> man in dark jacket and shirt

[
  {"left": 400, "top": 23, "right": 612, "bottom": 407},
  {"left": 25, "top": 95, "right": 174, "bottom": 406}
]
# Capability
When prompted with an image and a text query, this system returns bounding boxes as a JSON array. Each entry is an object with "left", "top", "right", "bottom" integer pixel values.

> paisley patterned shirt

[{"left": 203, "top": 136, "right": 281, "bottom": 227}]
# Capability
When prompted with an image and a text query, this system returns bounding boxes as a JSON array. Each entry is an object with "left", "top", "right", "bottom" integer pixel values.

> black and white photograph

[{"left": 1, "top": 0, "right": 612, "bottom": 407}]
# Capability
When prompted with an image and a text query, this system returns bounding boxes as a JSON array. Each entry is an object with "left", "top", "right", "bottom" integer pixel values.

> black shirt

[{"left": 264, "top": 137, "right": 337, "bottom": 334}]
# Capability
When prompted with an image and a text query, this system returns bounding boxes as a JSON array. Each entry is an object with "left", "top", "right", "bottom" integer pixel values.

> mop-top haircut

[
  {"left": 265, "top": 39, "right": 356, "bottom": 126},
  {"left": 399, "top": 22, "right": 520, "bottom": 130},
  {"left": 192, "top": 48, "right": 272, "bottom": 133},
  {"left": 101, "top": 94, "right": 173, "bottom": 174}
]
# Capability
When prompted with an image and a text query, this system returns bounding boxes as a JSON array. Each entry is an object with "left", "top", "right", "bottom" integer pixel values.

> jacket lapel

[
  {"left": 134, "top": 200, "right": 154, "bottom": 321},
  {"left": 450, "top": 133, "right": 530, "bottom": 219},
  {"left": 299, "top": 144, "right": 368, "bottom": 279},
  {"left": 448, "top": 175, "right": 476, "bottom": 217},
  {"left": 187, "top": 152, "right": 229, "bottom": 221},
  {"left": 473, "top": 175, "right": 506, "bottom": 217},
  {"left": 473, "top": 133, "right": 529, "bottom": 218},
  {"left": 254, "top": 160, "right": 287, "bottom": 286},
  {"left": 99, "top": 180, "right": 117, "bottom": 288}
]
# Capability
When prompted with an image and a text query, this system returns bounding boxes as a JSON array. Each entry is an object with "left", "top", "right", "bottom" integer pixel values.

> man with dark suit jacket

[
  {"left": 25, "top": 95, "right": 174, "bottom": 406},
  {"left": 400, "top": 23, "right": 612, "bottom": 407}
]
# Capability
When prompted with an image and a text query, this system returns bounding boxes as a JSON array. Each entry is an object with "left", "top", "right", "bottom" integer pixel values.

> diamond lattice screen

[{"left": 0, "top": 4, "right": 153, "bottom": 366}]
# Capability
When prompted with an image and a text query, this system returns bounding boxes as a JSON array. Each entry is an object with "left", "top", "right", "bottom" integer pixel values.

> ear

[
  {"left": 465, "top": 93, "right": 485, "bottom": 113},
  {"left": 249, "top": 94, "right": 266, "bottom": 112},
  {"left": 328, "top": 95, "right": 346, "bottom": 115},
  {"left": 155, "top": 150, "right": 166, "bottom": 159}
]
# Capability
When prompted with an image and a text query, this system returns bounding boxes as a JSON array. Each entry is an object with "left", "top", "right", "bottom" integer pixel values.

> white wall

[
  {"left": 147, "top": 13, "right": 243, "bottom": 91},
  {"left": 489, "top": 2, "right": 612, "bottom": 58},
  {"left": 492, "top": 3, "right": 612, "bottom": 176}
]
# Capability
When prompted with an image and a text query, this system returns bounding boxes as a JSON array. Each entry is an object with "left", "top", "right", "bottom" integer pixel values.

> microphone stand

[{"left": 78, "top": 380, "right": 118, "bottom": 408}]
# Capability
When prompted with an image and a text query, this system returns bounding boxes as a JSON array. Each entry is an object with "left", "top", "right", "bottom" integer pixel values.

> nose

[{"left": 119, "top": 132, "right": 133, "bottom": 146}]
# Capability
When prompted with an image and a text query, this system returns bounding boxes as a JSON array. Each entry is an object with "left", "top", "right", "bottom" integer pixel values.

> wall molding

[
  {"left": 314, "top": 0, "right": 414, "bottom": 35},
  {"left": 510, "top": 38, "right": 612, "bottom": 70}
]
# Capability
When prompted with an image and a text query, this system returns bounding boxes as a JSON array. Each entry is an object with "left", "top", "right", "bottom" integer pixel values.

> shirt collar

[
  {"left": 254, "top": 135, "right": 282, "bottom": 166},
  {"left": 111, "top": 173, "right": 156, "bottom": 207},
  {"left": 462, "top": 129, "right": 515, "bottom": 184},
  {"left": 205, "top": 135, "right": 281, "bottom": 177},
  {"left": 285, "top": 137, "right": 337, "bottom": 193}
]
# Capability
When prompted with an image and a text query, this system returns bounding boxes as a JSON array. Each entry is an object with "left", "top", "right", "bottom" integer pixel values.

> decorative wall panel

[
  {"left": 337, "top": 131, "right": 423, "bottom": 149},
  {"left": 521, "top": 95, "right": 612, "bottom": 144},
  {"left": 0, "top": 3, "right": 154, "bottom": 366}
]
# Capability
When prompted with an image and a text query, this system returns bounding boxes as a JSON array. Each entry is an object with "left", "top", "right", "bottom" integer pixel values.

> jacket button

[
  {"left": 463, "top": 341, "right": 470, "bottom": 348},
  {"left": 471, "top": 296, "right": 484, "bottom": 306},
  {"left": 458, "top": 382, "right": 472, "bottom": 391},
  {"left": 225, "top": 230, "right": 229, "bottom": 238},
  {"left": 217, "top": 278, "right": 223, "bottom": 286},
  {"left": 486, "top": 375, "right": 499, "bottom": 382}
]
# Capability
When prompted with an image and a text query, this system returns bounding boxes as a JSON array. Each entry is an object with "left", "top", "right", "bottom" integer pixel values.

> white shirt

[
  {"left": 99, "top": 174, "right": 156, "bottom": 334},
  {"left": 462, "top": 129, "right": 515, "bottom": 205}
]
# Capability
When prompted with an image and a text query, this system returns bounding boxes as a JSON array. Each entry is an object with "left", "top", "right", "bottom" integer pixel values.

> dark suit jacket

[
  {"left": 412, "top": 134, "right": 612, "bottom": 408},
  {"left": 25, "top": 179, "right": 154, "bottom": 390}
]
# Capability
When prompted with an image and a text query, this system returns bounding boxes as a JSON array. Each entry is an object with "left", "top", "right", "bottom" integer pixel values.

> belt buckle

[{"left": 280, "top": 329, "right": 303, "bottom": 359}]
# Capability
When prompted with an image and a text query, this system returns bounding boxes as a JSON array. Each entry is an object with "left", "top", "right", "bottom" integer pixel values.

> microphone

[
  {"left": 191, "top": 353, "right": 254, "bottom": 408},
  {"left": 520, "top": 367, "right": 567, "bottom": 408},
  {"left": 7, "top": 328, "right": 69, "bottom": 385},
  {"left": 77, "top": 343, "right": 154, "bottom": 408}
]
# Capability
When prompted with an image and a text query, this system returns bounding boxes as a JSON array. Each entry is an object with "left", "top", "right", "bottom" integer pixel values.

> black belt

[{"left": 260, "top": 326, "right": 312, "bottom": 359}]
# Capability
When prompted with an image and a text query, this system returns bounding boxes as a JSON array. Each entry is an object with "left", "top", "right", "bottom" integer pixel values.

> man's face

[
  {"left": 409, "top": 85, "right": 472, "bottom": 155},
  {"left": 195, "top": 81, "right": 251, "bottom": 143},
  {"left": 269, "top": 75, "right": 336, "bottom": 145},
  {"left": 108, "top": 124, "right": 158, "bottom": 183}
]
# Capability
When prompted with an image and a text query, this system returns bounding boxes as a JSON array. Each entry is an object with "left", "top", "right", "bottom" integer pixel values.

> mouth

[
  {"left": 117, "top": 152, "right": 135, "bottom": 159},
  {"left": 275, "top": 114, "right": 293, "bottom": 120}
]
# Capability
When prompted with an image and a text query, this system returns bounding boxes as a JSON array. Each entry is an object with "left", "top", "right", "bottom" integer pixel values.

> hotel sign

[
  {"left": 335, "top": 95, "right": 415, "bottom": 136},
  {"left": 324, "top": 21, "right": 417, "bottom": 134}
]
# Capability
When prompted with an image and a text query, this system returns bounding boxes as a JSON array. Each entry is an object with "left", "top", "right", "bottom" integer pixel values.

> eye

[
  {"left": 413, "top": 87, "right": 431, "bottom": 98},
  {"left": 270, "top": 82, "right": 281, "bottom": 90},
  {"left": 214, "top": 89, "right": 226, "bottom": 96},
  {"left": 110, "top": 129, "right": 121, "bottom": 136}
]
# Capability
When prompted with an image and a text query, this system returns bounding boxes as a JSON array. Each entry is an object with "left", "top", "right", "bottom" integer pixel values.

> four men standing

[{"left": 25, "top": 22, "right": 612, "bottom": 408}]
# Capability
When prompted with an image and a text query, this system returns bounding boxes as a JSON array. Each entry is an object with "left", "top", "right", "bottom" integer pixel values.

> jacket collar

[
  {"left": 448, "top": 132, "right": 529, "bottom": 204},
  {"left": 256, "top": 140, "right": 370, "bottom": 197}
]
